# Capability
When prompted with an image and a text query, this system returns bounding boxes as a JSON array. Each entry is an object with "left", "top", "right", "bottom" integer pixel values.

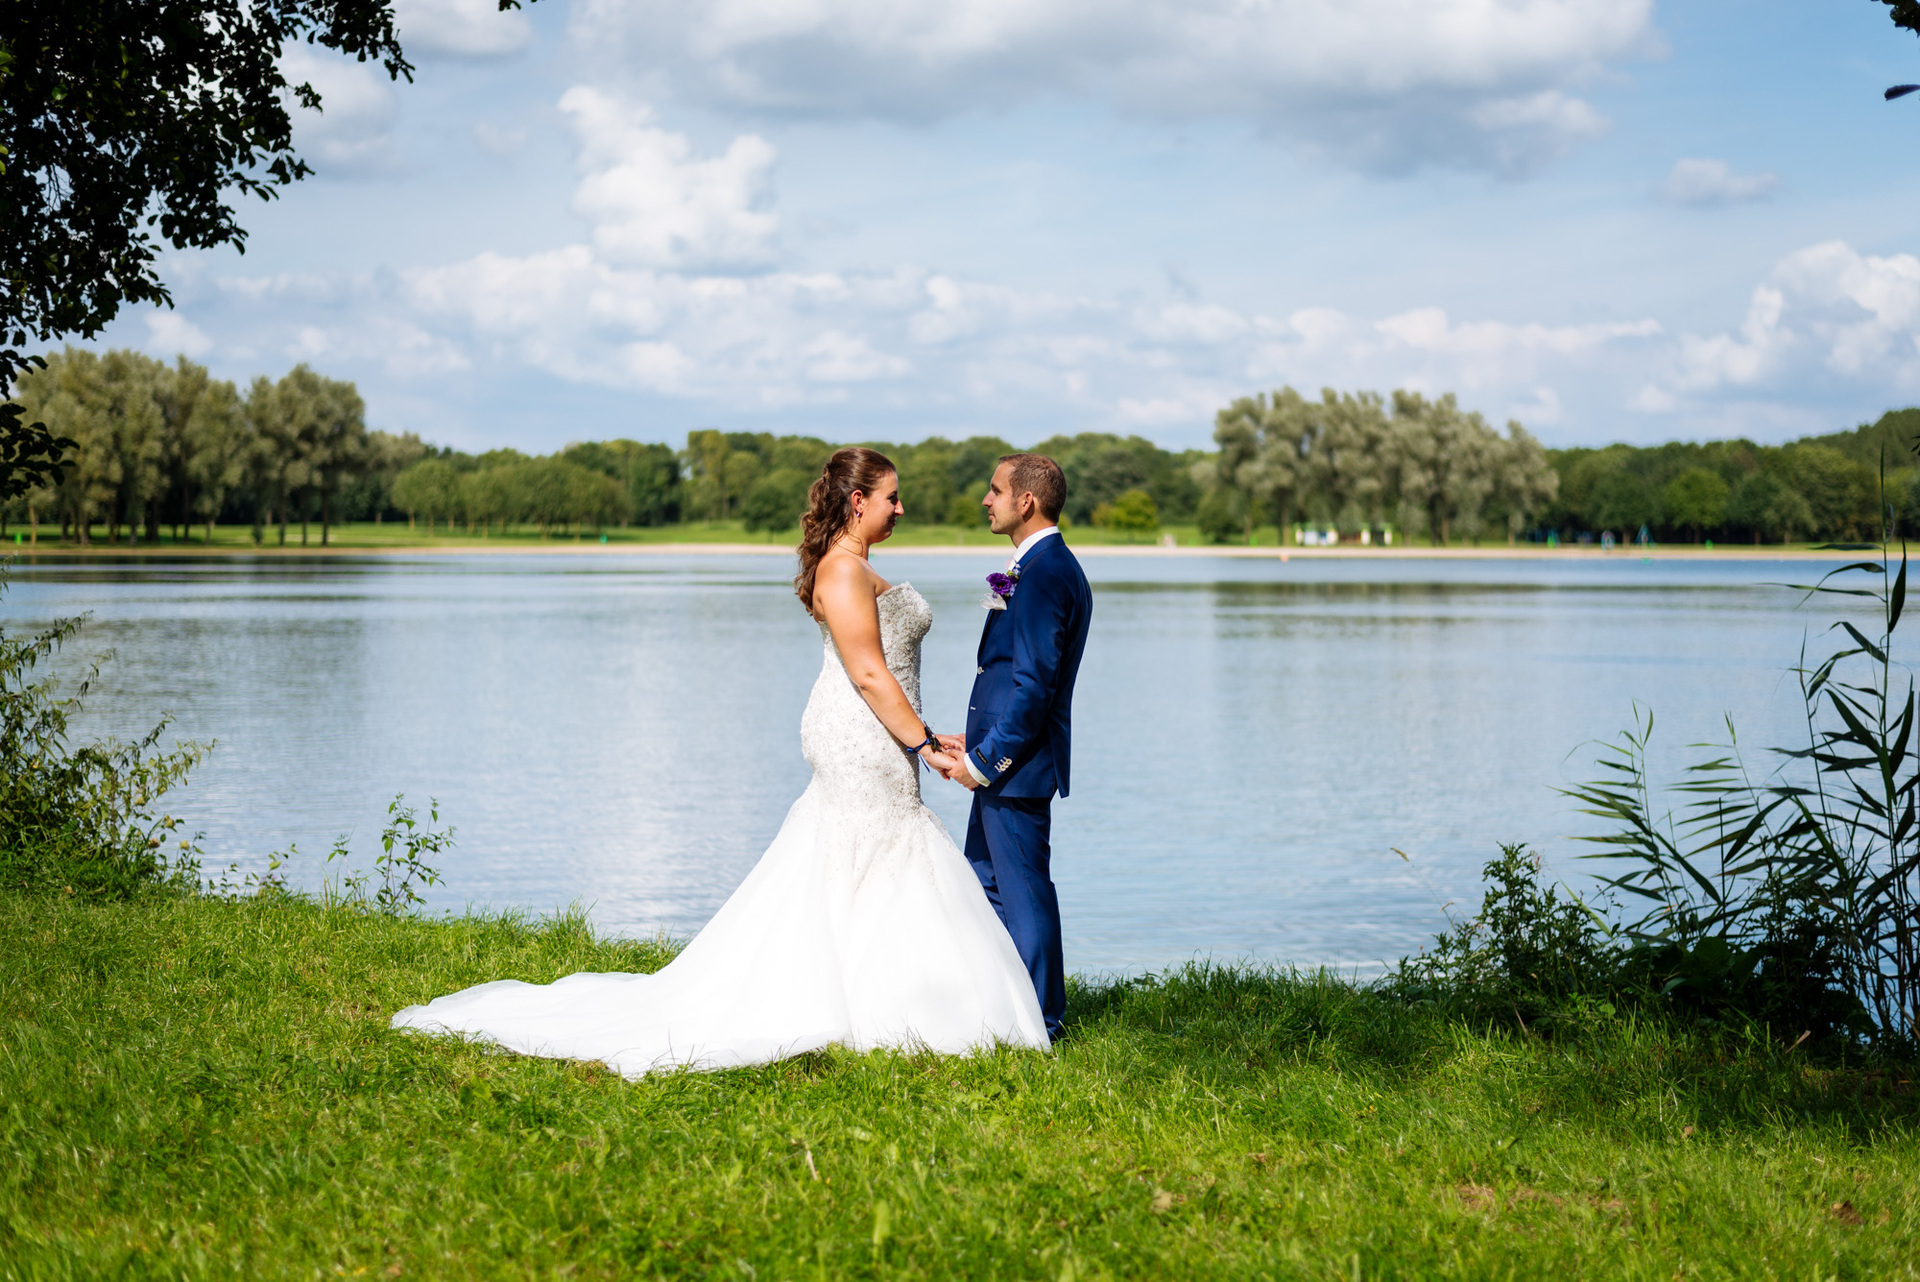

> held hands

[
  {"left": 932, "top": 734, "right": 980, "bottom": 789},
  {"left": 917, "top": 741, "right": 981, "bottom": 790}
]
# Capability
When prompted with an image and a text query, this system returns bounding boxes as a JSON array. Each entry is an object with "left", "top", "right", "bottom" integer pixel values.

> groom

[{"left": 938, "top": 454, "right": 1092, "bottom": 1043}]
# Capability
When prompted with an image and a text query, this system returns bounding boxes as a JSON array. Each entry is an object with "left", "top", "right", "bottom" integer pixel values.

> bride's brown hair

[{"left": 795, "top": 446, "right": 897, "bottom": 616}]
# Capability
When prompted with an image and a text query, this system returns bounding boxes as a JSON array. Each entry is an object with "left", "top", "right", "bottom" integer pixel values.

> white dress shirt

[
  {"left": 965, "top": 525, "right": 1061, "bottom": 785},
  {"left": 1006, "top": 524, "right": 1059, "bottom": 572}
]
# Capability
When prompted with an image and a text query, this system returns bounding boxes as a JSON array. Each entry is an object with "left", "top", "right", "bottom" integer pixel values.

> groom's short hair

[{"left": 998, "top": 453, "right": 1066, "bottom": 521}]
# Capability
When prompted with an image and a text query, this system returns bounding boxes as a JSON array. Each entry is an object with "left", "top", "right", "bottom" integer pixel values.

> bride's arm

[{"left": 815, "top": 557, "right": 955, "bottom": 770}]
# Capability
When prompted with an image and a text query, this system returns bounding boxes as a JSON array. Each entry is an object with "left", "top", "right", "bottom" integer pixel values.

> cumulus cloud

[
  {"left": 1660, "top": 157, "right": 1777, "bottom": 206},
  {"left": 187, "top": 232, "right": 1920, "bottom": 445},
  {"left": 394, "top": 0, "right": 533, "bottom": 57},
  {"left": 1247, "top": 306, "right": 1662, "bottom": 397},
  {"left": 571, "top": 0, "right": 1655, "bottom": 175},
  {"left": 145, "top": 313, "right": 212, "bottom": 359},
  {"left": 1634, "top": 241, "right": 1920, "bottom": 411},
  {"left": 154, "top": 77, "right": 1920, "bottom": 448},
  {"left": 281, "top": 47, "right": 399, "bottom": 172},
  {"left": 403, "top": 250, "right": 919, "bottom": 401},
  {"left": 394, "top": 234, "right": 1678, "bottom": 421},
  {"left": 559, "top": 88, "right": 779, "bottom": 271}
]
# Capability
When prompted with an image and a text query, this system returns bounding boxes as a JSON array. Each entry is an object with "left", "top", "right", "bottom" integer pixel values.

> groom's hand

[{"left": 935, "top": 733, "right": 966, "bottom": 754}]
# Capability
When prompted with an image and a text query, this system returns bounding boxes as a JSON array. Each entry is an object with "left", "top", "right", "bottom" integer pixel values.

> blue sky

[{"left": 90, "top": 0, "right": 1920, "bottom": 452}]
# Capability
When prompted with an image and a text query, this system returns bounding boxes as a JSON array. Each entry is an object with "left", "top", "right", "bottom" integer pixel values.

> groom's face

[{"left": 983, "top": 462, "right": 1030, "bottom": 537}]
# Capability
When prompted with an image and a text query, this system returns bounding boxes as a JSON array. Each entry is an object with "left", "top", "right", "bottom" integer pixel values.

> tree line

[
  {"left": 1537, "top": 411, "right": 1920, "bottom": 545},
  {"left": 3, "top": 348, "right": 429, "bottom": 546},
  {"left": 1198, "top": 391, "right": 1920, "bottom": 546},
  {"left": 358, "top": 427, "right": 1204, "bottom": 538},
  {"left": 9, "top": 344, "right": 1919, "bottom": 548}
]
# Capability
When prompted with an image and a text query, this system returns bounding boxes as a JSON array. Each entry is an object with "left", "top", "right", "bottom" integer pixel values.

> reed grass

[
  {"left": 2, "top": 891, "right": 1914, "bottom": 1279},
  {"left": 1567, "top": 529, "right": 1920, "bottom": 1048}
]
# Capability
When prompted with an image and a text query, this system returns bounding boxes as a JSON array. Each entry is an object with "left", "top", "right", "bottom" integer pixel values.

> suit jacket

[{"left": 965, "top": 534, "right": 1093, "bottom": 799}]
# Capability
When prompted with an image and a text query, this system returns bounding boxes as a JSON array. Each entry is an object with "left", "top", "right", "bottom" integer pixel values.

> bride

[{"left": 391, "top": 447, "right": 1052, "bottom": 1075}]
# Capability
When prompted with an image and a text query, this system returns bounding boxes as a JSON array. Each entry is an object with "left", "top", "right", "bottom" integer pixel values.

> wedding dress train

[{"left": 391, "top": 583, "right": 1051, "bottom": 1076}]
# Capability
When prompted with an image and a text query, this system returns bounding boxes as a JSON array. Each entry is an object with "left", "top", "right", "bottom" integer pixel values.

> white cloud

[
  {"left": 1773, "top": 240, "right": 1920, "bottom": 374},
  {"left": 1629, "top": 383, "right": 1677, "bottom": 413},
  {"left": 1638, "top": 241, "right": 1920, "bottom": 410},
  {"left": 281, "top": 47, "right": 399, "bottom": 173},
  {"left": 394, "top": 0, "right": 533, "bottom": 57},
  {"left": 175, "top": 231, "right": 1920, "bottom": 446},
  {"left": 145, "top": 313, "right": 212, "bottom": 359},
  {"left": 1660, "top": 157, "right": 1778, "bottom": 206},
  {"left": 144, "top": 73, "right": 1920, "bottom": 451},
  {"left": 1133, "top": 303, "right": 1252, "bottom": 345},
  {"left": 559, "top": 88, "right": 780, "bottom": 271},
  {"left": 1117, "top": 390, "right": 1231, "bottom": 427},
  {"left": 572, "top": 0, "right": 1656, "bottom": 175},
  {"left": 403, "top": 251, "right": 921, "bottom": 400},
  {"left": 1246, "top": 306, "right": 1662, "bottom": 395},
  {"left": 396, "top": 231, "right": 1684, "bottom": 428}
]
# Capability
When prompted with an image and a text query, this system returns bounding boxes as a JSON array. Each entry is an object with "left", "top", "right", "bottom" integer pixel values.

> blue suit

[{"left": 963, "top": 533, "right": 1092, "bottom": 1040}]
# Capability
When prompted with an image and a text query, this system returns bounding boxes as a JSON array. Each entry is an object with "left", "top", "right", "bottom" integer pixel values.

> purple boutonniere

[{"left": 982, "top": 566, "right": 1019, "bottom": 610}]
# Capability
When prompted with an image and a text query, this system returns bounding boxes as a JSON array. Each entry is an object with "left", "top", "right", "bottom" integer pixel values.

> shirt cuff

[{"left": 965, "top": 753, "right": 992, "bottom": 787}]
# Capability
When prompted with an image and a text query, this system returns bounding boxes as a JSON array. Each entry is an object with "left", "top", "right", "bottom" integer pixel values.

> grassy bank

[{"left": 3, "top": 892, "right": 1915, "bottom": 1279}]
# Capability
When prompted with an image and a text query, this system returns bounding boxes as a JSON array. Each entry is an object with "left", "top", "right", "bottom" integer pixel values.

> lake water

[{"left": 5, "top": 549, "right": 1868, "bottom": 976}]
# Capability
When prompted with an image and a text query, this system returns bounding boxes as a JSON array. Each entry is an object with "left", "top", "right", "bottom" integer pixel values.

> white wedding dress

[{"left": 392, "top": 583, "right": 1051, "bottom": 1076}]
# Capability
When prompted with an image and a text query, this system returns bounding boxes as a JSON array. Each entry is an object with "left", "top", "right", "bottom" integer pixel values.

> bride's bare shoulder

[{"left": 813, "top": 552, "right": 885, "bottom": 616}]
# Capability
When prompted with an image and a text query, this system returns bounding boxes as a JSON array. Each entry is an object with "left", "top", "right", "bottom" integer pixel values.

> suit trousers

[{"left": 963, "top": 792, "right": 1064, "bottom": 1040}]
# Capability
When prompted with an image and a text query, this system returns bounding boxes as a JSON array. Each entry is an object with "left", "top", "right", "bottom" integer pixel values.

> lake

[{"left": 4, "top": 548, "right": 1865, "bottom": 976}]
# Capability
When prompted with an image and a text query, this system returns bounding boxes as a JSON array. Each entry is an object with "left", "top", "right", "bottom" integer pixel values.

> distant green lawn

[
  {"left": 0, "top": 521, "right": 1838, "bottom": 556},
  {"left": 2, "top": 891, "right": 1913, "bottom": 1278},
  {"left": 1, "top": 520, "right": 1190, "bottom": 553}
]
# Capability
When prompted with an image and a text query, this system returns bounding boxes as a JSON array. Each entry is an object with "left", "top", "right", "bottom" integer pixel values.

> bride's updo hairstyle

[{"left": 795, "top": 446, "right": 897, "bottom": 616}]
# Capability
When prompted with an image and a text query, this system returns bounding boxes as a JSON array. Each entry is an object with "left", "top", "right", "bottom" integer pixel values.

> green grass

[
  {"left": 0, "top": 520, "right": 1855, "bottom": 555},
  {"left": 2, "top": 892, "right": 1915, "bottom": 1279},
  {"left": 0, "top": 520, "right": 1185, "bottom": 554}
]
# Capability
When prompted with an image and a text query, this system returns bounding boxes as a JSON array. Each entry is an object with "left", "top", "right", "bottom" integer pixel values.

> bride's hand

[
  {"left": 935, "top": 732, "right": 966, "bottom": 754},
  {"left": 919, "top": 748, "right": 961, "bottom": 778}
]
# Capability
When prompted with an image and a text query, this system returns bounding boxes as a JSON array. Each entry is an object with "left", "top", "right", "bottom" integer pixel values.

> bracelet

[{"left": 908, "top": 725, "right": 940, "bottom": 755}]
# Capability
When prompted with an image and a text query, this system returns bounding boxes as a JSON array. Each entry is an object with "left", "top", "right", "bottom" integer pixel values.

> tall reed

[{"left": 1568, "top": 470, "right": 1918, "bottom": 1045}]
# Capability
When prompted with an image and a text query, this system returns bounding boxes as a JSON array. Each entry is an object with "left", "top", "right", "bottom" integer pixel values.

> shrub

[
  {"left": 1092, "top": 488, "right": 1159, "bottom": 533},
  {"left": 1390, "top": 844, "right": 1620, "bottom": 1029},
  {"left": 0, "top": 570, "right": 208, "bottom": 899}
]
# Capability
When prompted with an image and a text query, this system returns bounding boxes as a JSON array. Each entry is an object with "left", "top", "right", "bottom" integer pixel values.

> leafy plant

[
  {"left": 0, "top": 566, "right": 209, "bottom": 898},
  {"left": 1391, "top": 843, "right": 1620, "bottom": 1028},
  {"left": 324, "top": 794, "right": 454, "bottom": 916}
]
